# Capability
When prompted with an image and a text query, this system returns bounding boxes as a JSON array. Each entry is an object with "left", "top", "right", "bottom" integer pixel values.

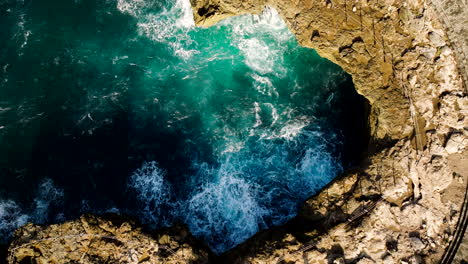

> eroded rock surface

[
  {"left": 189, "top": 0, "right": 468, "bottom": 263},
  {"left": 7, "top": 214, "right": 212, "bottom": 264}
]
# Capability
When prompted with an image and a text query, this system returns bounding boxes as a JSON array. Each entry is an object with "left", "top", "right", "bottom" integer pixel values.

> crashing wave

[
  {"left": 118, "top": 0, "right": 197, "bottom": 60},
  {"left": 0, "top": 179, "right": 63, "bottom": 243}
]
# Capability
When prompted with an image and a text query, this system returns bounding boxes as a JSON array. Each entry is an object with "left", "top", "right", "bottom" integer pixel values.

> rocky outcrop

[
  {"left": 6, "top": 0, "right": 467, "bottom": 263},
  {"left": 7, "top": 214, "right": 212, "bottom": 264},
  {"left": 189, "top": 0, "right": 468, "bottom": 263}
]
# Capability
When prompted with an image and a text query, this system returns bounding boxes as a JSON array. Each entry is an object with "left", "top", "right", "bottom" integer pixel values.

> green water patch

[{"left": 0, "top": 0, "right": 368, "bottom": 254}]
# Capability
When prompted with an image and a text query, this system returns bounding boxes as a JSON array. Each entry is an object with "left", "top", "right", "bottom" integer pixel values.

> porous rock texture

[
  {"left": 7, "top": 214, "right": 212, "bottom": 264},
  {"left": 6, "top": 0, "right": 468, "bottom": 263},
  {"left": 190, "top": 0, "right": 468, "bottom": 263}
]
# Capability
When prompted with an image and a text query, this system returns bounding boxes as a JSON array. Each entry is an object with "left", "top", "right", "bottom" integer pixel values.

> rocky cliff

[
  {"left": 189, "top": 0, "right": 468, "bottom": 263},
  {"left": 7, "top": 0, "right": 467, "bottom": 263},
  {"left": 7, "top": 214, "right": 213, "bottom": 264}
]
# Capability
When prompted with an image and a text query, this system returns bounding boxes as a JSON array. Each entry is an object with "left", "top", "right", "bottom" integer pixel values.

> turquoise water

[{"left": 0, "top": 0, "right": 366, "bottom": 253}]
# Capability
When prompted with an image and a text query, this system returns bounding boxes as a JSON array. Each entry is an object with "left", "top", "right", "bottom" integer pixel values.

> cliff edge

[{"left": 189, "top": 0, "right": 468, "bottom": 262}]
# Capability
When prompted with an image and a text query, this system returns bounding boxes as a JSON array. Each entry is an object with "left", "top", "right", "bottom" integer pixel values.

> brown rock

[
  {"left": 189, "top": 0, "right": 467, "bottom": 263},
  {"left": 7, "top": 214, "right": 212, "bottom": 264}
]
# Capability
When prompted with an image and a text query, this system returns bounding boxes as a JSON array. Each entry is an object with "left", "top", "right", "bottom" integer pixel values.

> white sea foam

[
  {"left": 326, "top": 92, "right": 335, "bottom": 104},
  {"left": 80, "top": 199, "right": 91, "bottom": 212},
  {"left": 251, "top": 73, "right": 278, "bottom": 97},
  {"left": 253, "top": 102, "right": 262, "bottom": 128},
  {"left": 174, "top": 0, "right": 196, "bottom": 29},
  {"left": 263, "top": 103, "right": 279, "bottom": 127},
  {"left": 128, "top": 161, "right": 173, "bottom": 225},
  {"left": 116, "top": 1, "right": 344, "bottom": 255},
  {"left": 0, "top": 178, "right": 63, "bottom": 242},
  {"left": 238, "top": 38, "right": 277, "bottom": 75},
  {"left": 19, "top": 30, "right": 31, "bottom": 52},
  {"left": 0, "top": 107, "right": 12, "bottom": 113},
  {"left": 297, "top": 147, "right": 340, "bottom": 192},
  {"left": 254, "top": 7, "right": 290, "bottom": 32},
  {"left": 116, "top": 0, "right": 157, "bottom": 17},
  {"left": 15, "top": 13, "right": 31, "bottom": 56},
  {"left": 277, "top": 121, "right": 309, "bottom": 140},
  {"left": 128, "top": 127, "right": 341, "bottom": 253},
  {"left": 227, "top": 7, "right": 291, "bottom": 76},
  {"left": 229, "top": 7, "right": 289, "bottom": 39},
  {"left": 112, "top": 55, "right": 128, "bottom": 64},
  {"left": 181, "top": 127, "right": 341, "bottom": 253},
  {"left": 33, "top": 178, "right": 64, "bottom": 223},
  {"left": 221, "top": 141, "right": 245, "bottom": 154},
  {"left": 0, "top": 200, "right": 29, "bottom": 242},
  {"left": 118, "top": 0, "right": 197, "bottom": 60},
  {"left": 259, "top": 119, "right": 310, "bottom": 140},
  {"left": 185, "top": 161, "right": 267, "bottom": 254}
]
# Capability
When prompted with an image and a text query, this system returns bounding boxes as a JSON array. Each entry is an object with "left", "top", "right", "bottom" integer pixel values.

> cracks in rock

[
  {"left": 352, "top": 36, "right": 364, "bottom": 44},
  {"left": 340, "top": 36, "right": 364, "bottom": 57},
  {"left": 310, "top": 29, "right": 320, "bottom": 41},
  {"left": 197, "top": 4, "right": 221, "bottom": 20},
  {"left": 439, "top": 90, "right": 466, "bottom": 99},
  {"left": 324, "top": 244, "right": 374, "bottom": 264}
]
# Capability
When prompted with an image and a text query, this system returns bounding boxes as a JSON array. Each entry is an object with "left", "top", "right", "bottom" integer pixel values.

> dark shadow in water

[{"left": 0, "top": 0, "right": 370, "bottom": 257}]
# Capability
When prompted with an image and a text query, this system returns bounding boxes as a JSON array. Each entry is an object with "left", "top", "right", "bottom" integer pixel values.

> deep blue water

[{"left": 0, "top": 0, "right": 367, "bottom": 253}]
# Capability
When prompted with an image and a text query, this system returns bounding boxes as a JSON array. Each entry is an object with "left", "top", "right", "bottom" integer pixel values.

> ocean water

[{"left": 0, "top": 0, "right": 367, "bottom": 253}]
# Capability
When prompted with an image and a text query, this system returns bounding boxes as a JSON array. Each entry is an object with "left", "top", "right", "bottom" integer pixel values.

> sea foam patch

[
  {"left": 0, "top": 178, "right": 63, "bottom": 243},
  {"left": 185, "top": 164, "right": 268, "bottom": 253},
  {"left": 120, "top": 0, "right": 346, "bottom": 254},
  {"left": 118, "top": 0, "right": 197, "bottom": 60},
  {"left": 0, "top": 200, "right": 29, "bottom": 242},
  {"left": 0, "top": 0, "right": 361, "bottom": 255}
]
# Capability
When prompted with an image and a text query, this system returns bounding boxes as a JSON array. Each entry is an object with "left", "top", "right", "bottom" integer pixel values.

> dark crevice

[{"left": 197, "top": 5, "right": 220, "bottom": 19}]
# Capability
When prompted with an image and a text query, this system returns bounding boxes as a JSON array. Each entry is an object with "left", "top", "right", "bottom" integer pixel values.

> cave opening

[{"left": 0, "top": 0, "right": 369, "bottom": 254}]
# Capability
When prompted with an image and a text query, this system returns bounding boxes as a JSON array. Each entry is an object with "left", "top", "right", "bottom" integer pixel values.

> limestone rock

[
  {"left": 189, "top": 0, "right": 468, "bottom": 263},
  {"left": 7, "top": 214, "right": 212, "bottom": 264}
]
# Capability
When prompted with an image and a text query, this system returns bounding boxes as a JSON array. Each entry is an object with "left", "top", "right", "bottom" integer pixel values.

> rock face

[
  {"left": 6, "top": 0, "right": 468, "bottom": 263},
  {"left": 189, "top": 0, "right": 468, "bottom": 263},
  {"left": 7, "top": 214, "right": 212, "bottom": 264}
]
